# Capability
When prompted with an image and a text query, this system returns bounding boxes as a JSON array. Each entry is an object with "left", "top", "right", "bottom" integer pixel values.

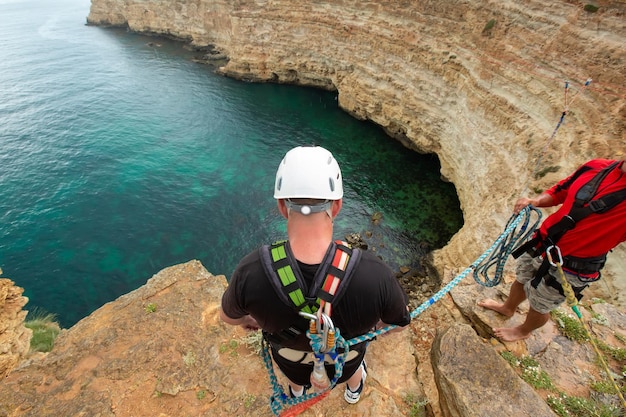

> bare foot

[
  {"left": 493, "top": 326, "right": 531, "bottom": 342},
  {"left": 477, "top": 299, "right": 514, "bottom": 318}
]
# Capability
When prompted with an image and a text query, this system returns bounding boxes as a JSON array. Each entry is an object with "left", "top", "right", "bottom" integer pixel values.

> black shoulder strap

[
  {"left": 573, "top": 161, "right": 620, "bottom": 207},
  {"left": 259, "top": 240, "right": 361, "bottom": 317},
  {"left": 259, "top": 240, "right": 314, "bottom": 314}
]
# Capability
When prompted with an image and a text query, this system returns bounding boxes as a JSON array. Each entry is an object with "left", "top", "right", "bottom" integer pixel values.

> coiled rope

[
  {"left": 473, "top": 206, "right": 542, "bottom": 287},
  {"left": 264, "top": 207, "right": 536, "bottom": 416}
]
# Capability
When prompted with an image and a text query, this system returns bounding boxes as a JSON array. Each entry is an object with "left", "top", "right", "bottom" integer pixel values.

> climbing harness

[
  {"left": 260, "top": 239, "right": 360, "bottom": 416},
  {"left": 259, "top": 240, "right": 360, "bottom": 344},
  {"left": 264, "top": 307, "right": 353, "bottom": 416},
  {"left": 515, "top": 160, "right": 625, "bottom": 256},
  {"left": 260, "top": 240, "right": 360, "bottom": 317},
  {"left": 472, "top": 210, "right": 626, "bottom": 411},
  {"left": 511, "top": 160, "right": 626, "bottom": 297}
]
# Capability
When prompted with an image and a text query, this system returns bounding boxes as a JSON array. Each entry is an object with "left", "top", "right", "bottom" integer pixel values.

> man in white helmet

[{"left": 220, "top": 145, "right": 410, "bottom": 404}]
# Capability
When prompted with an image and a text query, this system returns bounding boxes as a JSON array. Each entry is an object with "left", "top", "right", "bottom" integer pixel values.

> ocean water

[{"left": 0, "top": 0, "right": 463, "bottom": 327}]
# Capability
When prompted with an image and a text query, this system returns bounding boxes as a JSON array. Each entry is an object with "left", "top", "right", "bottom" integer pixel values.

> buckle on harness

[{"left": 588, "top": 199, "right": 607, "bottom": 213}]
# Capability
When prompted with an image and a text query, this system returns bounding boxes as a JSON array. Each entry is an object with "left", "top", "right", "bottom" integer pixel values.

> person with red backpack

[
  {"left": 220, "top": 145, "right": 410, "bottom": 403},
  {"left": 480, "top": 158, "right": 626, "bottom": 341}
]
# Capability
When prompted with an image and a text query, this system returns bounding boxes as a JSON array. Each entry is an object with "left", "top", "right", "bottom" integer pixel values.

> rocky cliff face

[
  {"left": 85, "top": 0, "right": 626, "bottom": 303},
  {"left": 0, "top": 275, "right": 31, "bottom": 379}
]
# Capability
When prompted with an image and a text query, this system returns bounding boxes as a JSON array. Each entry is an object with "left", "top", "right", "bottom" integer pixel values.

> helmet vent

[
  {"left": 329, "top": 178, "right": 335, "bottom": 192},
  {"left": 276, "top": 177, "right": 282, "bottom": 191}
]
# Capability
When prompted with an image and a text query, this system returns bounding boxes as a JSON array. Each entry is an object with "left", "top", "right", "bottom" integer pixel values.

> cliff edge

[{"left": 2, "top": 261, "right": 624, "bottom": 416}]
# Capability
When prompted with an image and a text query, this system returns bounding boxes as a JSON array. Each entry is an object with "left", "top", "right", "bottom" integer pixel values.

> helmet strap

[{"left": 285, "top": 200, "right": 333, "bottom": 218}]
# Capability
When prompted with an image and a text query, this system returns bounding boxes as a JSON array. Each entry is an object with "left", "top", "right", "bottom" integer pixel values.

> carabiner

[
  {"left": 299, "top": 311, "right": 335, "bottom": 352},
  {"left": 545, "top": 245, "right": 563, "bottom": 267},
  {"left": 317, "top": 312, "right": 334, "bottom": 352}
]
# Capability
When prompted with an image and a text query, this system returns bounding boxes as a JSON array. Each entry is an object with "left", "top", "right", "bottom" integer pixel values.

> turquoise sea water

[{"left": 0, "top": 0, "right": 463, "bottom": 327}]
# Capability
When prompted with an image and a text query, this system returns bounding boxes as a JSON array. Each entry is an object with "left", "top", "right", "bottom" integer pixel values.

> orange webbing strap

[{"left": 318, "top": 240, "right": 353, "bottom": 318}]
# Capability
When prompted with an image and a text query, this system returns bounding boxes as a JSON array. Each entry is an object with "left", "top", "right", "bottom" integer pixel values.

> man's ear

[
  {"left": 277, "top": 199, "right": 289, "bottom": 219},
  {"left": 331, "top": 199, "right": 343, "bottom": 218}
]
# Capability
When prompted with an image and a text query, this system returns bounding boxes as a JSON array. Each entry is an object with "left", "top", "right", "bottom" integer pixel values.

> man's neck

[{"left": 287, "top": 215, "right": 334, "bottom": 264}]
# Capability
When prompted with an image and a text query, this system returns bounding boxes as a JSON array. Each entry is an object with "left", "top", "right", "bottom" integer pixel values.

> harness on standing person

[
  {"left": 259, "top": 239, "right": 361, "bottom": 347},
  {"left": 259, "top": 239, "right": 362, "bottom": 416},
  {"left": 511, "top": 161, "right": 626, "bottom": 299}
]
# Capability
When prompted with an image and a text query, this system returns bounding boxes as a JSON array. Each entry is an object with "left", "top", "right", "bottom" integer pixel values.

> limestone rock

[
  {"left": 431, "top": 323, "right": 556, "bottom": 417},
  {"left": 0, "top": 278, "right": 32, "bottom": 378},
  {"left": 449, "top": 277, "right": 626, "bottom": 412}
]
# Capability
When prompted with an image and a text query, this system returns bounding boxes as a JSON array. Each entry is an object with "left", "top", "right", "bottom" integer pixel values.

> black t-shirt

[{"left": 221, "top": 244, "right": 411, "bottom": 351}]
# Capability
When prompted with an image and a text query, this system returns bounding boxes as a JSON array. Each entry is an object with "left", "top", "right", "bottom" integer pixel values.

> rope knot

[{"left": 307, "top": 330, "right": 325, "bottom": 354}]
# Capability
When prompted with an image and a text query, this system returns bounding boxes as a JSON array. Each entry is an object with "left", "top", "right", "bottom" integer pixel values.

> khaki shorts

[{"left": 516, "top": 253, "right": 596, "bottom": 314}]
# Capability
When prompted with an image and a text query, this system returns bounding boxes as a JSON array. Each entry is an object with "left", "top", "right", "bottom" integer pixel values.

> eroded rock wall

[
  {"left": 87, "top": 0, "right": 626, "bottom": 300},
  {"left": 0, "top": 277, "right": 32, "bottom": 378}
]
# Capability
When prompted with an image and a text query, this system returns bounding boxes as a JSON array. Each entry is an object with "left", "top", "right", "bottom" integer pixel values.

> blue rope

[
  {"left": 349, "top": 206, "right": 543, "bottom": 345},
  {"left": 473, "top": 206, "right": 542, "bottom": 287},
  {"left": 263, "top": 207, "right": 541, "bottom": 415}
]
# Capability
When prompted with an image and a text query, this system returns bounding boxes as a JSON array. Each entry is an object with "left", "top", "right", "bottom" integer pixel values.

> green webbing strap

[
  {"left": 268, "top": 241, "right": 318, "bottom": 314},
  {"left": 259, "top": 240, "right": 361, "bottom": 346}
]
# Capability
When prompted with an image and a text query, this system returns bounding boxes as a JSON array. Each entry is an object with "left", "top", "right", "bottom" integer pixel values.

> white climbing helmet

[{"left": 274, "top": 145, "right": 343, "bottom": 200}]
